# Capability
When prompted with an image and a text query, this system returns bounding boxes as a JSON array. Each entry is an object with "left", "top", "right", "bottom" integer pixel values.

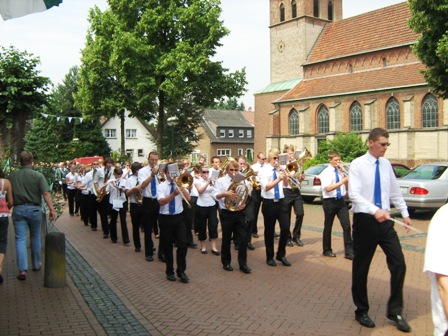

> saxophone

[{"left": 96, "top": 169, "right": 111, "bottom": 202}]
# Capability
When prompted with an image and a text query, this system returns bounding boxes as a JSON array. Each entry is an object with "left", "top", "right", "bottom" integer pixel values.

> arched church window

[
  {"left": 313, "top": 0, "right": 319, "bottom": 17},
  {"left": 422, "top": 94, "right": 438, "bottom": 128},
  {"left": 317, "top": 105, "right": 329, "bottom": 133},
  {"left": 289, "top": 109, "right": 299, "bottom": 135},
  {"left": 349, "top": 101, "right": 362, "bottom": 131},
  {"left": 386, "top": 97, "right": 400, "bottom": 130},
  {"left": 328, "top": 1, "right": 333, "bottom": 20},
  {"left": 291, "top": 0, "right": 297, "bottom": 18},
  {"left": 280, "top": 3, "right": 285, "bottom": 22}
]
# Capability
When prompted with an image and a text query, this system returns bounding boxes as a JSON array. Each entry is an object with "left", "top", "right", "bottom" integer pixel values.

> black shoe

[
  {"left": 355, "top": 313, "right": 375, "bottom": 328},
  {"left": 286, "top": 239, "right": 294, "bottom": 247},
  {"left": 223, "top": 264, "right": 233, "bottom": 272},
  {"left": 145, "top": 255, "right": 154, "bottom": 262},
  {"left": 292, "top": 238, "right": 304, "bottom": 246},
  {"left": 252, "top": 233, "right": 259, "bottom": 238},
  {"left": 135, "top": 248, "right": 141, "bottom": 252},
  {"left": 247, "top": 243, "right": 255, "bottom": 250},
  {"left": 178, "top": 272, "right": 189, "bottom": 283},
  {"left": 387, "top": 314, "right": 411, "bottom": 332},
  {"left": 187, "top": 243, "right": 198, "bottom": 248},
  {"left": 17, "top": 272, "right": 27, "bottom": 281},
  {"left": 158, "top": 255, "right": 166, "bottom": 263},
  {"left": 211, "top": 250, "right": 220, "bottom": 256},
  {"left": 166, "top": 274, "right": 176, "bottom": 281},
  {"left": 91, "top": 227, "right": 97, "bottom": 231},
  {"left": 275, "top": 256, "right": 292, "bottom": 266},
  {"left": 152, "top": 247, "right": 156, "bottom": 251},
  {"left": 239, "top": 265, "right": 252, "bottom": 274},
  {"left": 201, "top": 249, "right": 208, "bottom": 254},
  {"left": 111, "top": 240, "right": 117, "bottom": 243},
  {"left": 323, "top": 251, "right": 336, "bottom": 257},
  {"left": 345, "top": 254, "right": 354, "bottom": 260},
  {"left": 266, "top": 259, "right": 277, "bottom": 267},
  {"left": 103, "top": 234, "right": 109, "bottom": 239},
  {"left": 273, "top": 232, "right": 280, "bottom": 238}
]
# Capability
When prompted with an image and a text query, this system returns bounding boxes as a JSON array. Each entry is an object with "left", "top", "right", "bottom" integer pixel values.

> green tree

[
  {"left": 77, "top": 0, "right": 247, "bottom": 156},
  {"left": 211, "top": 97, "right": 246, "bottom": 111},
  {"left": 24, "top": 66, "right": 111, "bottom": 161},
  {"left": 304, "top": 132, "right": 368, "bottom": 169},
  {"left": 0, "top": 45, "right": 51, "bottom": 160},
  {"left": 408, "top": 0, "right": 448, "bottom": 98}
]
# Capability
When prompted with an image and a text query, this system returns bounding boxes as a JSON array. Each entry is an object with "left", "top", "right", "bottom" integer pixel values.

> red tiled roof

[
  {"left": 306, "top": 2, "right": 419, "bottom": 64},
  {"left": 278, "top": 63, "right": 426, "bottom": 102}
]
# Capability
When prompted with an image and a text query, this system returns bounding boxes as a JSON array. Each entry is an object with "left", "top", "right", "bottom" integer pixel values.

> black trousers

[
  {"left": 109, "top": 201, "right": 129, "bottom": 243},
  {"left": 87, "top": 193, "right": 98, "bottom": 229},
  {"left": 98, "top": 194, "right": 111, "bottom": 235},
  {"left": 195, "top": 204, "right": 218, "bottom": 241},
  {"left": 250, "top": 189, "right": 262, "bottom": 234},
  {"left": 262, "top": 199, "right": 289, "bottom": 260},
  {"left": 129, "top": 203, "right": 143, "bottom": 250},
  {"left": 66, "top": 188, "right": 76, "bottom": 215},
  {"left": 220, "top": 209, "right": 248, "bottom": 267},
  {"left": 322, "top": 198, "right": 353, "bottom": 254},
  {"left": 142, "top": 197, "right": 160, "bottom": 257},
  {"left": 351, "top": 213, "right": 406, "bottom": 316},
  {"left": 79, "top": 193, "right": 89, "bottom": 225},
  {"left": 244, "top": 196, "right": 255, "bottom": 243},
  {"left": 74, "top": 189, "right": 80, "bottom": 214},
  {"left": 182, "top": 198, "right": 195, "bottom": 245},
  {"left": 283, "top": 188, "right": 304, "bottom": 240},
  {"left": 159, "top": 213, "right": 187, "bottom": 276}
]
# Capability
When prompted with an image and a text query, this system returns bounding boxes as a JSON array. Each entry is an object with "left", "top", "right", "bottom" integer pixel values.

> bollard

[{"left": 44, "top": 232, "right": 66, "bottom": 288}]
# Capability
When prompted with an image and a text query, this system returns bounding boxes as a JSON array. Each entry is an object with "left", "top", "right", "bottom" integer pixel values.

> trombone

[
  {"left": 338, "top": 161, "right": 350, "bottom": 177},
  {"left": 175, "top": 172, "right": 193, "bottom": 209}
]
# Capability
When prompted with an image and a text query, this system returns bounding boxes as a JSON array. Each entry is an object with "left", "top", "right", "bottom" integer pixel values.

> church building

[{"left": 254, "top": 1, "right": 447, "bottom": 165}]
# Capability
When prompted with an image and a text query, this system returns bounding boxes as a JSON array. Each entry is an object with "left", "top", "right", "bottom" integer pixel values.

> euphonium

[
  {"left": 176, "top": 173, "right": 193, "bottom": 208},
  {"left": 224, "top": 167, "right": 253, "bottom": 211}
]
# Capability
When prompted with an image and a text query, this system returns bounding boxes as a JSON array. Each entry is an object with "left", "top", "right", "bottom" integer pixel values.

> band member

[
  {"left": 158, "top": 164, "right": 191, "bottom": 283},
  {"left": 209, "top": 156, "right": 221, "bottom": 179},
  {"left": 237, "top": 156, "right": 255, "bottom": 251},
  {"left": 139, "top": 152, "right": 162, "bottom": 262},
  {"left": 282, "top": 145, "right": 305, "bottom": 247},
  {"left": 194, "top": 165, "right": 219, "bottom": 255},
  {"left": 250, "top": 152, "right": 265, "bottom": 238},
  {"left": 213, "top": 161, "right": 251, "bottom": 274},
  {"left": 65, "top": 164, "right": 78, "bottom": 216},
  {"left": 349, "top": 128, "right": 412, "bottom": 332},
  {"left": 259, "top": 148, "right": 291, "bottom": 267},
  {"left": 125, "top": 162, "right": 143, "bottom": 252},
  {"left": 76, "top": 164, "right": 89, "bottom": 225},
  {"left": 93, "top": 157, "right": 114, "bottom": 239},
  {"left": 85, "top": 162, "right": 98, "bottom": 230},
  {"left": 318, "top": 151, "right": 354, "bottom": 259},
  {"left": 181, "top": 162, "right": 198, "bottom": 249}
]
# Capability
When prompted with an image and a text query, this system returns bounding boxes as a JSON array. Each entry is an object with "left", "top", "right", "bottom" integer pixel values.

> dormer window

[
  {"left": 228, "top": 129, "right": 234, "bottom": 138},
  {"left": 219, "top": 129, "right": 225, "bottom": 138}
]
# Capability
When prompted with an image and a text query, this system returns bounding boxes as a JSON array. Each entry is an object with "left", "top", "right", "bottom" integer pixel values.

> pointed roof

[
  {"left": 306, "top": 2, "right": 418, "bottom": 64},
  {"left": 201, "top": 109, "right": 254, "bottom": 143}
]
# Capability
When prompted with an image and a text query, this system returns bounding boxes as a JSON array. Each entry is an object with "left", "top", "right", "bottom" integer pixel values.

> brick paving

[{"left": 0, "top": 202, "right": 434, "bottom": 336}]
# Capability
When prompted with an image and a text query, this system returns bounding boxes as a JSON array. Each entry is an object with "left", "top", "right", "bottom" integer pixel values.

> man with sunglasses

[
  {"left": 349, "top": 128, "right": 412, "bottom": 332},
  {"left": 259, "top": 149, "right": 291, "bottom": 267}
]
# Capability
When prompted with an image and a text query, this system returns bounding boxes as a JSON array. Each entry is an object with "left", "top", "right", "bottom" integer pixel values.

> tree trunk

[
  {"left": 157, "top": 91, "right": 165, "bottom": 156},
  {"left": 120, "top": 109, "right": 125, "bottom": 157}
]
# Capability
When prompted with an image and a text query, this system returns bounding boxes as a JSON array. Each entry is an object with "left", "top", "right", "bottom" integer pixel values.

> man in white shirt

[
  {"left": 249, "top": 152, "right": 265, "bottom": 238},
  {"left": 424, "top": 204, "right": 448, "bottom": 336},
  {"left": 319, "top": 151, "right": 353, "bottom": 259},
  {"left": 349, "top": 128, "right": 412, "bottom": 332}
]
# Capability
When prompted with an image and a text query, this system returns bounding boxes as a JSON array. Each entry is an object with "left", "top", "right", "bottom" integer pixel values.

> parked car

[
  {"left": 300, "top": 164, "right": 328, "bottom": 203},
  {"left": 391, "top": 163, "right": 411, "bottom": 178},
  {"left": 397, "top": 162, "right": 448, "bottom": 212}
]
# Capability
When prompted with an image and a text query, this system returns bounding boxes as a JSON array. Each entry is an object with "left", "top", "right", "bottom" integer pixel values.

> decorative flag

[{"left": 0, "top": 0, "right": 63, "bottom": 21}]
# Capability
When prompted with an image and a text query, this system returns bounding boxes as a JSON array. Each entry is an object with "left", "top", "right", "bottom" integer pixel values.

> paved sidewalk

[{"left": 0, "top": 203, "right": 434, "bottom": 335}]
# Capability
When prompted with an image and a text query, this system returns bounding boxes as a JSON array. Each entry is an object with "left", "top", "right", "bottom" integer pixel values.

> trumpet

[
  {"left": 338, "top": 161, "right": 350, "bottom": 176},
  {"left": 176, "top": 173, "right": 193, "bottom": 209}
]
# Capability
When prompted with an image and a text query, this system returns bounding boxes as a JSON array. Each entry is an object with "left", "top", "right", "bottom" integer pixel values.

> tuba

[{"left": 176, "top": 172, "right": 193, "bottom": 209}]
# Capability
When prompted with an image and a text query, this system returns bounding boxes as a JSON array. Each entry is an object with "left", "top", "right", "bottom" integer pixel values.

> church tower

[{"left": 269, "top": 0, "right": 343, "bottom": 83}]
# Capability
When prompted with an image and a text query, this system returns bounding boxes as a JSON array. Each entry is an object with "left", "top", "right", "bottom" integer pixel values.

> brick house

[{"left": 255, "top": 1, "right": 447, "bottom": 166}]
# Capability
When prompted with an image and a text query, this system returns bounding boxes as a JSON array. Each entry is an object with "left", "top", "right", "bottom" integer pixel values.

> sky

[{"left": 0, "top": 0, "right": 405, "bottom": 110}]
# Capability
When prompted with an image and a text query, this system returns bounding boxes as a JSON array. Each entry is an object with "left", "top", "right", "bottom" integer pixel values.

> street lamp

[{"left": 167, "top": 116, "right": 179, "bottom": 160}]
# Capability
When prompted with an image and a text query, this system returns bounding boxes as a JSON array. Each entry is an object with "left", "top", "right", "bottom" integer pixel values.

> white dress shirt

[
  {"left": 157, "top": 180, "right": 185, "bottom": 215},
  {"left": 319, "top": 165, "right": 347, "bottom": 198},
  {"left": 125, "top": 175, "right": 139, "bottom": 204},
  {"left": 195, "top": 177, "right": 216, "bottom": 207},
  {"left": 259, "top": 164, "right": 285, "bottom": 199},
  {"left": 212, "top": 175, "right": 233, "bottom": 210},
  {"left": 138, "top": 165, "right": 158, "bottom": 198},
  {"left": 349, "top": 152, "right": 409, "bottom": 217}
]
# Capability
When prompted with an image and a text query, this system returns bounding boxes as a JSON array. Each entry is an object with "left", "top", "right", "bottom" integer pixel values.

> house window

[
  {"left": 386, "top": 97, "right": 400, "bottom": 130},
  {"left": 138, "top": 149, "right": 144, "bottom": 157},
  {"left": 246, "top": 148, "right": 254, "bottom": 162},
  {"left": 280, "top": 3, "right": 285, "bottom": 22},
  {"left": 291, "top": 0, "right": 297, "bottom": 18},
  {"left": 422, "top": 94, "right": 438, "bottom": 128},
  {"left": 105, "top": 129, "right": 116, "bottom": 138},
  {"left": 217, "top": 149, "right": 231, "bottom": 156},
  {"left": 313, "top": 0, "right": 319, "bottom": 17},
  {"left": 328, "top": 1, "right": 333, "bottom": 20},
  {"left": 228, "top": 130, "right": 234, "bottom": 138},
  {"left": 239, "top": 130, "right": 244, "bottom": 138},
  {"left": 219, "top": 129, "right": 225, "bottom": 138},
  {"left": 126, "top": 129, "right": 137, "bottom": 138},
  {"left": 238, "top": 148, "right": 244, "bottom": 156},
  {"left": 126, "top": 149, "right": 133, "bottom": 160},
  {"left": 289, "top": 109, "right": 299, "bottom": 135},
  {"left": 247, "top": 130, "right": 252, "bottom": 138},
  {"left": 350, "top": 101, "right": 362, "bottom": 131},
  {"left": 317, "top": 105, "right": 329, "bottom": 134}
]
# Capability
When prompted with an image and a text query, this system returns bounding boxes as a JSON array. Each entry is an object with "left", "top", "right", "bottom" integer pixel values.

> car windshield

[
  {"left": 305, "top": 164, "right": 327, "bottom": 175},
  {"left": 401, "top": 165, "right": 447, "bottom": 180}
]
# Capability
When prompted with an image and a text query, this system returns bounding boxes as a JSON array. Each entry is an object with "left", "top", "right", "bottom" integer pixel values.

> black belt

[
  {"left": 143, "top": 197, "right": 158, "bottom": 201},
  {"left": 16, "top": 203, "right": 40, "bottom": 206},
  {"left": 323, "top": 197, "right": 344, "bottom": 201},
  {"left": 262, "top": 198, "right": 282, "bottom": 203}
]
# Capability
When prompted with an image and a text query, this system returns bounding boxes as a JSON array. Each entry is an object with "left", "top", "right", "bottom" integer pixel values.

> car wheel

[{"left": 302, "top": 196, "right": 315, "bottom": 203}]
